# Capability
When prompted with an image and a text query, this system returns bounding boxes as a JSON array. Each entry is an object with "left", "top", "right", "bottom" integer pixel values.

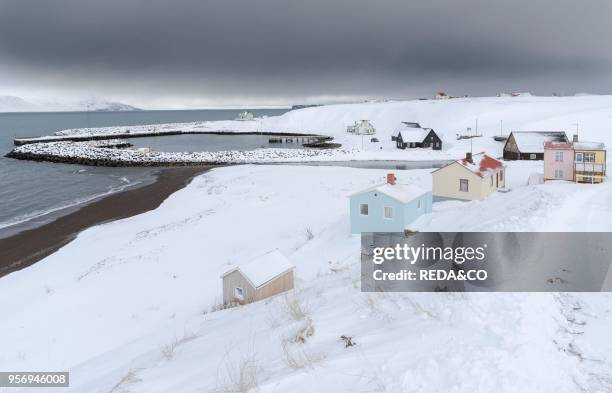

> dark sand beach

[{"left": 0, "top": 166, "right": 212, "bottom": 278}]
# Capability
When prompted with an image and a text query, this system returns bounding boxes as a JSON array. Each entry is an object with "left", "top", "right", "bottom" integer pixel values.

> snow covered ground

[
  {"left": 2, "top": 164, "right": 612, "bottom": 392},
  {"left": 3, "top": 96, "right": 612, "bottom": 391},
  {"left": 14, "top": 95, "right": 612, "bottom": 164}
]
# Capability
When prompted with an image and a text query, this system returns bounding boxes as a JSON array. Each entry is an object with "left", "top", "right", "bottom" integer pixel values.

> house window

[
  {"left": 584, "top": 153, "right": 595, "bottom": 163},
  {"left": 529, "top": 153, "right": 536, "bottom": 160},
  {"left": 555, "top": 169, "right": 563, "bottom": 178},
  {"left": 576, "top": 152, "right": 583, "bottom": 162},
  {"left": 417, "top": 199, "right": 422, "bottom": 210},
  {"left": 359, "top": 203, "right": 369, "bottom": 216},
  {"left": 234, "top": 287, "right": 244, "bottom": 300},
  {"left": 383, "top": 206, "right": 393, "bottom": 219},
  {"left": 459, "top": 179, "right": 469, "bottom": 192},
  {"left": 555, "top": 151, "right": 563, "bottom": 162}
]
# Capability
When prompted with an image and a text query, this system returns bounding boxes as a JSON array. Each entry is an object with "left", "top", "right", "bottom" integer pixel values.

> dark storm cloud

[{"left": 0, "top": 0, "right": 611, "bottom": 105}]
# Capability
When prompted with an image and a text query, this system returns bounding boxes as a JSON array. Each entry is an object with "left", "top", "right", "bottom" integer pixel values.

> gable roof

[
  {"left": 394, "top": 122, "right": 434, "bottom": 143},
  {"left": 398, "top": 129, "right": 430, "bottom": 143},
  {"left": 222, "top": 250, "right": 294, "bottom": 289},
  {"left": 509, "top": 131, "right": 568, "bottom": 153},
  {"left": 432, "top": 152, "right": 504, "bottom": 178},
  {"left": 351, "top": 182, "right": 429, "bottom": 204}
]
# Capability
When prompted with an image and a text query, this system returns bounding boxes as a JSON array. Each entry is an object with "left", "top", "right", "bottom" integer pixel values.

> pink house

[{"left": 544, "top": 141, "right": 574, "bottom": 181}]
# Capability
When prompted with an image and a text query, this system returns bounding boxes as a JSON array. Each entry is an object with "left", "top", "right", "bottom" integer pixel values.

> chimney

[
  {"left": 573, "top": 134, "right": 579, "bottom": 142},
  {"left": 386, "top": 173, "right": 396, "bottom": 185},
  {"left": 465, "top": 152, "right": 473, "bottom": 163}
]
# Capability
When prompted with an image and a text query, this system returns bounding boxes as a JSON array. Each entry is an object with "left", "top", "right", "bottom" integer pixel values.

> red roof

[{"left": 458, "top": 153, "right": 504, "bottom": 177}]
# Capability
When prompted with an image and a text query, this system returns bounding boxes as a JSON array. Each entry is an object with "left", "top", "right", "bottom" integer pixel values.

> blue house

[{"left": 350, "top": 174, "right": 432, "bottom": 234}]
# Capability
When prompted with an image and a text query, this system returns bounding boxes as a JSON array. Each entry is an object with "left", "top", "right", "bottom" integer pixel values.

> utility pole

[
  {"left": 470, "top": 132, "right": 473, "bottom": 155},
  {"left": 575, "top": 122, "right": 579, "bottom": 138},
  {"left": 571, "top": 122, "right": 579, "bottom": 142}
]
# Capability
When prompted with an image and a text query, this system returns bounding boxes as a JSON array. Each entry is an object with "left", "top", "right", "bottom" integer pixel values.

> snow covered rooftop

[
  {"left": 400, "top": 129, "right": 430, "bottom": 143},
  {"left": 574, "top": 141, "right": 605, "bottom": 150},
  {"left": 394, "top": 122, "right": 431, "bottom": 142},
  {"left": 223, "top": 250, "right": 294, "bottom": 289},
  {"left": 434, "top": 152, "right": 504, "bottom": 178},
  {"left": 352, "top": 182, "right": 429, "bottom": 204},
  {"left": 511, "top": 131, "right": 568, "bottom": 153},
  {"left": 458, "top": 153, "right": 504, "bottom": 177}
]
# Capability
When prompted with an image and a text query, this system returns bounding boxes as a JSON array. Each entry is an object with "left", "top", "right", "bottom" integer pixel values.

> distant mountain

[
  {"left": 0, "top": 95, "right": 140, "bottom": 112},
  {"left": 76, "top": 100, "right": 141, "bottom": 112},
  {"left": 0, "top": 95, "right": 32, "bottom": 111}
]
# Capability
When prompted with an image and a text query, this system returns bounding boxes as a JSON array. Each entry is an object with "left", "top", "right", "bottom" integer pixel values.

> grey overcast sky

[{"left": 1, "top": 0, "right": 611, "bottom": 108}]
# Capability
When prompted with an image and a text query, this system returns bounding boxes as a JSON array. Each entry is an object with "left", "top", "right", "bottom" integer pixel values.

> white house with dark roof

[
  {"left": 221, "top": 250, "right": 294, "bottom": 305},
  {"left": 350, "top": 173, "right": 432, "bottom": 233},
  {"left": 432, "top": 152, "right": 506, "bottom": 201}
]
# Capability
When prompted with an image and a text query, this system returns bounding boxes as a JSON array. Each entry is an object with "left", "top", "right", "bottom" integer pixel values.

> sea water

[{"left": 0, "top": 109, "right": 288, "bottom": 236}]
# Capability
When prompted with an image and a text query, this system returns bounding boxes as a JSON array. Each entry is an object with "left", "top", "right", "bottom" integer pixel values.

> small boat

[
  {"left": 457, "top": 133, "right": 482, "bottom": 140},
  {"left": 456, "top": 126, "right": 482, "bottom": 140}
]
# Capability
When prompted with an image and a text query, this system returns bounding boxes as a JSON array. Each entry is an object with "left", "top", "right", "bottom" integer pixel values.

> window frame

[
  {"left": 383, "top": 206, "right": 393, "bottom": 220},
  {"left": 459, "top": 178, "right": 469, "bottom": 192},
  {"left": 555, "top": 151, "right": 563, "bottom": 162},
  {"left": 234, "top": 286, "right": 244, "bottom": 300}
]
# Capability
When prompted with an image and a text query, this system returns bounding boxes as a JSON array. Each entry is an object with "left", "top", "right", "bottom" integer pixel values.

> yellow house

[
  {"left": 432, "top": 152, "right": 506, "bottom": 201},
  {"left": 574, "top": 142, "right": 606, "bottom": 183}
]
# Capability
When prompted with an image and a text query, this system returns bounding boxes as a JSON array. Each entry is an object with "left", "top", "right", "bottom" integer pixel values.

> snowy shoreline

[
  {"left": 0, "top": 166, "right": 208, "bottom": 277},
  {"left": 7, "top": 95, "right": 612, "bottom": 168}
]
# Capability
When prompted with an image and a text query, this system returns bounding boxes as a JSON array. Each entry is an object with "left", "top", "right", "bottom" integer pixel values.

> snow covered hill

[
  {"left": 2, "top": 164, "right": 612, "bottom": 392},
  {"left": 35, "top": 95, "right": 612, "bottom": 163},
  {"left": 257, "top": 95, "right": 612, "bottom": 161},
  {"left": 3, "top": 96, "right": 612, "bottom": 392},
  {"left": 0, "top": 95, "right": 140, "bottom": 112}
]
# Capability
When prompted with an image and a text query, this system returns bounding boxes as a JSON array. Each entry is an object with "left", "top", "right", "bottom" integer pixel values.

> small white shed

[{"left": 221, "top": 250, "right": 295, "bottom": 306}]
